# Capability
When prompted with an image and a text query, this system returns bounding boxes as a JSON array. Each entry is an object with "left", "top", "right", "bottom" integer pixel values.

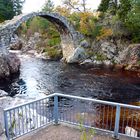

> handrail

[
  {"left": 55, "top": 93, "right": 140, "bottom": 109},
  {"left": 3, "top": 93, "right": 140, "bottom": 140},
  {"left": 4, "top": 93, "right": 55, "bottom": 111},
  {"left": 4, "top": 93, "right": 140, "bottom": 112}
]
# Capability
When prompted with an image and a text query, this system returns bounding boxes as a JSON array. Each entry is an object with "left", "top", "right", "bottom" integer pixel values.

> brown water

[
  {"left": 1, "top": 53, "right": 140, "bottom": 104},
  {"left": 1, "top": 53, "right": 139, "bottom": 137}
]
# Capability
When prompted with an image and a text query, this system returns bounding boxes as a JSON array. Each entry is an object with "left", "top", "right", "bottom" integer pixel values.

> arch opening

[{"left": 0, "top": 12, "right": 84, "bottom": 63}]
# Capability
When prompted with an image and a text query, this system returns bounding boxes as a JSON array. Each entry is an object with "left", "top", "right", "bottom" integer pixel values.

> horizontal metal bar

[
  {"left": 4, "top": 93, "right": 140, "bottom": 112},
  {"left": 55, "top": 93, "right": 140, "bottom": 110},
  {"left": 4, "top": 93, "right": 55, "bottom": 112}
]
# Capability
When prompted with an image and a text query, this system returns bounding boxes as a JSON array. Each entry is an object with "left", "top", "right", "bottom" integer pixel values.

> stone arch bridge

[{"left": 0, "top": 12, "right": 85, "bottom": 63}]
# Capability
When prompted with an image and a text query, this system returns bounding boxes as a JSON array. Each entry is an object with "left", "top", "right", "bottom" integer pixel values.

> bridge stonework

[{"left": 0, "top": 12, "right": 85, "bottom": 63}]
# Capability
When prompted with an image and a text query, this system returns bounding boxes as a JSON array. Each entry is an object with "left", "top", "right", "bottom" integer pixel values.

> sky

[{"left": 22, "top": 0, "right": 101, "bottom": 13}]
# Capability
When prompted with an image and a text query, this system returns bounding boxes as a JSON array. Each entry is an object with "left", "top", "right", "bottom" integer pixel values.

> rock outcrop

[
  {"left": 82, "top": 39, "right": 140, "bottom": 71},
  {"left": 10, "top": 34, "right": 23, "bottom": 50},
  {"left": 67, "top": 47, "right": 87, "bottom": 63},
  {"left": 0, "top": 51, "right": 20, "bottom": 79}
]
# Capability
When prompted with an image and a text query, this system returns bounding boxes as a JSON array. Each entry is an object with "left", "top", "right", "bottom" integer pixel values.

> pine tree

[
  {"left": 98, "top": 0, "right": 110, "bottom": 12},
  {"left": 42, "top": 0, "right": 54, "bottom": 12},
  {"left": 0, "top": 0, "right": 24, "bottom": 22},
  {"left": 117, "top": 0, "right": 131, "bottom": 22}
]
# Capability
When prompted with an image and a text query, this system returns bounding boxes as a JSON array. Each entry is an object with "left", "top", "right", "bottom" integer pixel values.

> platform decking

[{"left": 17, "top": 124, "right": 136, "bottom": 140}]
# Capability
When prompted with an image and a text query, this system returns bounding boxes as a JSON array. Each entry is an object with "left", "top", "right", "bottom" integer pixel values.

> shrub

[
  {"left": 45, "top": 47, "right": 62, "bottom": 60},
  {"left": 47, "top": 38, "right": 61, "bottom": 47},
  {"left": 97, "top": 28, "right": 113, "bottom": 40}
]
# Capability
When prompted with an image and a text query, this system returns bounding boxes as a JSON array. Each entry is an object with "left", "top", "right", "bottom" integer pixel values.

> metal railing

[{"left": 4, "top": 93, "right": 140, "bottom": 140}]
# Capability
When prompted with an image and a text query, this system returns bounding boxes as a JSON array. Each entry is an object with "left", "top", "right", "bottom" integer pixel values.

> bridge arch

[{"left": 0, "top": 12, "right": 84, "bottom": 63}]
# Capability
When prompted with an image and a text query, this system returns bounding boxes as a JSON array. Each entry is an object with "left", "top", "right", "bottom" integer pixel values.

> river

[
  {"left": 1, "top": 51, "right": 140, "bottom": 105},
  {"left": 0, "top": 51, "right": 140, "bottom": 136}
]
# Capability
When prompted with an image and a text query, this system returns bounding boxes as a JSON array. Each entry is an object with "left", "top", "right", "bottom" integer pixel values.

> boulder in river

[
  {"left": 10, "top": 34, "right": 23, "bottom": 50},
  {"left": 67, "top": 47, "right": 87, "bottom": 63},
  {"left": 0, "top": 52, "right": 20, "bottom": 79}
]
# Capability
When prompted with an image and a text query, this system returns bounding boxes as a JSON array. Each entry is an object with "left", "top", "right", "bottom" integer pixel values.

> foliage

[
  {"left": 0, "top": 0, "right": 24, "bottom": 22},
  {"left": 86, "top": 50, "right": 107, "bottom": 61},
  {"left": 45, "top": 47, "right": 62, "bottom": 60},
  {"left": 98, "top": 0, "right": 110, "bottom": 13},
  {"left": 68, "top": 11, "right": 100, "bottom": 37},
  {"left": 63, "top": 0, "right": 90, "bottom": 12},
  {"left": 117, "top": 0, "right": 131, "bottom": 22},
  {"left": 79, "top": 12, "right": 96, "bottom": 36},
  {"left": 42, "top": 0, "right": 54, "bottom": 12},
  {"left": 125, "top": 0, "right": 140, "bottom": 42},
  {"left": 47, "top": 37, "right": 61, "bottom": 47},
  {"left": 77, "top": 114, "right": 95, "bottom": 140},
  {"left": 97, "top": 28, "right": 113, "bottom": 40},
  {"left": 55, "top": 6, "right": 71, "bottom": 17}
]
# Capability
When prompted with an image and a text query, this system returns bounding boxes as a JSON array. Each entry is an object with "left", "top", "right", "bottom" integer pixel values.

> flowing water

[
  {"left": 1, "top": 51, "right": 140, "bottom": 136},
  {"left": 1, "top": 51, "right": 140, "bottom": 104}
]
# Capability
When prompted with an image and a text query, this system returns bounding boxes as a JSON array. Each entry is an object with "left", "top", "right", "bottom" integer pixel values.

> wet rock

[
  {"left": 0, "top": 52, "right": 20, "bottom": 79},
  {"left": 116, "top": 44, "right": 140, "bottom": 71},
  {"left": 0, "top": 55, "right": 10, "bottom": 78},
  {"left": 21, "top": 32, "right": 41, "bottom": 52},
  {"left": 103, "top": 60, "right": 113, "bottom": 65},
  {"left": 0, "top": 90, "right": 8, "bottom": 97},
  {"left": 10, "top": 34, "right": 23, "bottom": 50},
  {"left": 100, "top": 42, "right": 117, "bottom": 60},
  {"left": 93, "top": 60, "right": 103, "bottom": 65},
  {"left": 80, "top": 59, "right": 93, "bottom": 65},
  {"left": 80, "top": 40, "right": 90, "bottom": 48},
  {"left": 6, "top": 53, "right": 20, "bottom": 74},
  {"left": 10, "top": 79, "right": 27, "bottom": 96},
  {"left": 67, "top": 47, "right": 87, "bottom": 63}
]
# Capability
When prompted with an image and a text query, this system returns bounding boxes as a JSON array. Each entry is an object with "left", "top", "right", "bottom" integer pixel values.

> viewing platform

[{"left": 3, "top": 93, "right": 140, "bottom": 140}]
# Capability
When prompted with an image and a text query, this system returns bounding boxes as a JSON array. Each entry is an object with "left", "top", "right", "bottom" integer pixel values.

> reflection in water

[{"left": 1, "top": 53, "right": 140, "bottom": 103}]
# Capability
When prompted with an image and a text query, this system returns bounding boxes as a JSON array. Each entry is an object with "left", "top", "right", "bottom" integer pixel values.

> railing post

[
  {"left": 4, "top": 111, "right": 10, "bottom": 140},
  {"left": 114, "top": 105, "right": 121, "bottom": 139},
  {"left": 53, "top": 95, "right": 59, "bottom": 124}
]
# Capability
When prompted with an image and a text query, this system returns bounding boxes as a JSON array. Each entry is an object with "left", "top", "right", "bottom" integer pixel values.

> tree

[
  {"left": 117, "top": 0, "right": 132, "bottom": 22},
  {"left": 0, "top": 0, "right": 14, "bottom": 22},
  {"left": 42, "top": 0, "right": 54, "bottom": 12},
  {"left": 63, "top": 0, "right": 90, "bottom": 12},
  {"left": 126, "top": 0, "right": 140, "bottom": 42},
  {"left": 0, "top": 0, "right": 24, "bottom": 22},
  {"left": 55, "top": 6, "right": 71, "bottom": 17},
  {"left": 98, "top": 0, "right": 110, "bottom": 12},
  {"left": 13, "top": 0, "right": 25, "bottom": 15}
]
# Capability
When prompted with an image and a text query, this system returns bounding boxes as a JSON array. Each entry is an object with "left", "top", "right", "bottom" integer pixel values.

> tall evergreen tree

[
  {"left": 98, "top": 0, "right": 110, "bottom": 12},
  {"left": 13, "top": 0, "right": 25, "bottom": 15},
  {"left": 42, "top": 0, "right": 54, "bottom": 12},
  {"left": 117, "top": 0, "right": 131, "bottom": 22},
  {"left": 0, "top": 0, "right": 24, "bottom": 23}
]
